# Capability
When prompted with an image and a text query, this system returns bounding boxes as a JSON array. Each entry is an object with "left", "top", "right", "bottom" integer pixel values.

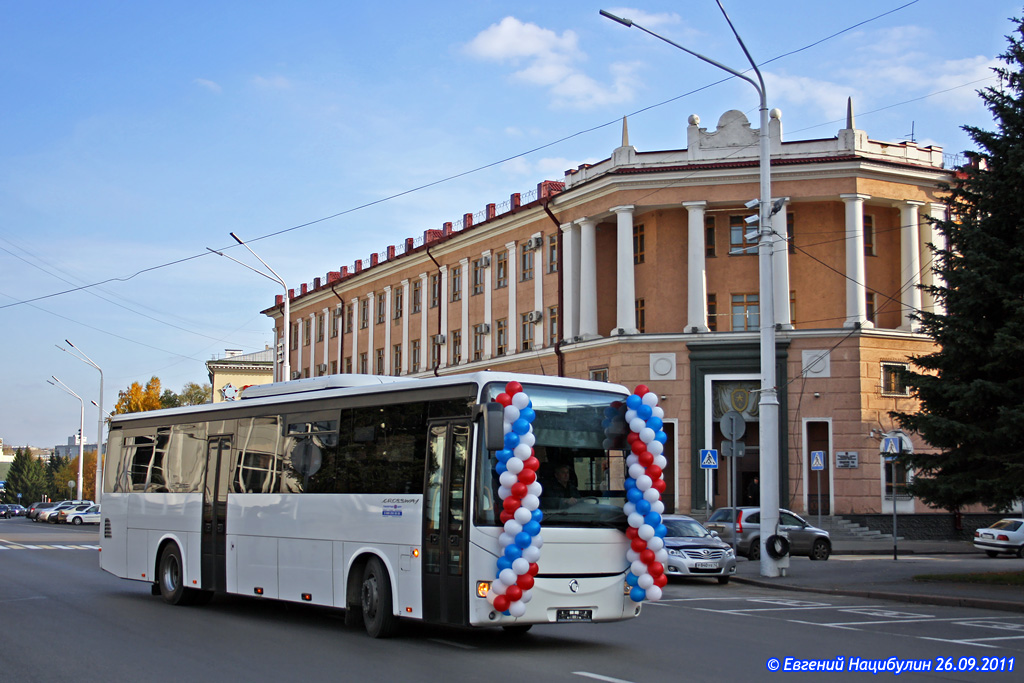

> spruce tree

[
  {"left": 892, "top": 15, "right": 1024, "bottom": 512},
  {"left": 5, "top": 447, "right": 48, "bottom": 504}
]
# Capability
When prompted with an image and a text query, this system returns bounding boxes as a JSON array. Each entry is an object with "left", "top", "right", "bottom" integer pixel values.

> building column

[
  {"left": 923, "top": 203, "right": 948, "bottom": 315},
  {"left": 611, "top": 205, "right": 638, "bottom": 335},
  {"left": 506, "top": 241, "right": 518, "bottom": 353},
  {"left": 773, "top": 208, "right": 793, "bottom": 329},
  {"left": 482, "top": 251, "right": 493, "bottom": 360},
  {"left": 841, "top": 194, "right": 872, "bottom": 328},
  {"left": 309, "top": 313, "right": 316, "bottom": 376},
  {"left": 533, "top": 237, "right": 544, "bottom": 348},
  {"left": 400, "top": 279, "right": 410, "bottom": 374},
  {"left": 383, "top": 285, "right": 393, "bottom": 374},
  {"left": 459, "top": 257, "right": 470, "bottom": 363},
  {"left": 901, "top": 201, "right": 925, "bottom": 331},
  {"left": 295, "top": 318, "right": 303, "bottom": 378},
  {"left": 438, "top": 267, "right": 449, "bottom": 368},
  {"left": 419, "top": 273, "right": 429, "bottom": 372},
  {"left": 561, "top": 222, "right": 580, "bottom": 342},
  {"left": 577, "top": 218, "right": 599, "bottom": 339},
  {"left": 322, "top": 307, "right": 330, "bottom": 371},
  {"left": 684, "top": 201, "right": 709, "bottom": 332},
  {"left": 350, "top": 297, "right": 359, "bottom": 373},
  {"left": 366, "top": 292, "right": 375, "bottom": 373}
]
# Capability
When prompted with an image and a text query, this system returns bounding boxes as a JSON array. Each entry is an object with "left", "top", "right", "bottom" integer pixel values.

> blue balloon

[
  {"left": 629, "top": 586, "right": 647, "bottom": 602},
  {"left": 531, "top": 509, "right": 544, "bottom": 524},
  {"left": 655, "top": 430, "right": 668, "bottom": 444},
  {"left": 515, "top": 532, "right": 532, "bottom": 549},
  {"left": 504, "top": 544, "right": 523, "bottom": 561},
  {"left": 654, "top": 524, "right": 668, "bottom": 538},
  {"left": 504, "top": 432, "right": 520, "bottom": 449},
  {"left": 626, "top": 486, "right": 643, "bottom": 502},
  {"left": 635, "top": 499, "right": 651, "bottom": 515},
  {"left": 626, "top": 394, "right": 642, "bottom": 410},
  {"left": 519, "top": 407, "right": 536, "bottom": 423},
  {"left": 496, "top": 449, "right": 512, "bottom": 463},
  {"left": 644, "top": 511, "right": 662, "bottom": 527},
  {"left": 637, "top": 404, "right": 653, "bottom": 421},
  {"left": 625, "top": 572, "right": 639, "bottom": 587},
  {"left": 495, "top": 461, "right": 507, "bottom": 475},
  {"left": 497, "top": 557, "right": 513, "bottom": 572},
  {"left": 646, "top": 416, "right": 663, "bottom": 431},
  {"left": 624, "top": 477, "right": 637, "bottom": 491},
  {"left": 524, "top": 520, "right": 541, "bottom": 536},
  {"left": 604, "top": 406, "right": 619, "bottom": 419}
]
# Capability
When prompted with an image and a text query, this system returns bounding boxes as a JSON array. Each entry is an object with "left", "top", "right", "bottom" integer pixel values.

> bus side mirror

[{"left": 480, "top": 402, "right": 505, "bottom": 452}]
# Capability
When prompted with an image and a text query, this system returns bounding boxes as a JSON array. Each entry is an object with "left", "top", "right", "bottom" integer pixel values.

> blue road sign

[
  {"left": 811, "top": 450, "right": 825, "bottom": 471},
  {"left": 700, "top": 449, "right": 719, "bottom": 469}
]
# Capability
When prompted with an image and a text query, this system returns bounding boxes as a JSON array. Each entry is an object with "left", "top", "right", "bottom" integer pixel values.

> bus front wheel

[{"left": 360, "top": 557, "right": 399, "bottom": 638}]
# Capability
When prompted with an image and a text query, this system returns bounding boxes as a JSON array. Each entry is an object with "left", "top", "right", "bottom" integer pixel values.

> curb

[{"left": 732, "top": 576, "right": 1024, "bottom": 614}]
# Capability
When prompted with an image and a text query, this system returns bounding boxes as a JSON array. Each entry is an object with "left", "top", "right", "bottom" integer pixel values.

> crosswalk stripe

[{"left": 0, "top": 544, "right": 99, "bottom": 550}]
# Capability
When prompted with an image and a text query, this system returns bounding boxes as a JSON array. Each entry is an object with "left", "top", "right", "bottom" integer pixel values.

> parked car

[
  {"left": 705, "top": 507, "right": 832, "bottom": 561},
  {"left": 2, "top": 504, "right": 27, "bottom": 518},
  {"left": 661, "top": 514, "right": 737, "bottom": 584},
  {"left": 27, "top": 502, "right": 57, "bottom": 521},
  {"left": 37, "top": 500, "right": 92, "bottom": 523},
  {"left": 973, "top": 518, "right": 1024, "bottom": 558},
  {"left": 53, "top": 504, "right": 94, "bottom": 523},
  {"left": 64, "top": 504, "right": 100, "bottom": 526}
]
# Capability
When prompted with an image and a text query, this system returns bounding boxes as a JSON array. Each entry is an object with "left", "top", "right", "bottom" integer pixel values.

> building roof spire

[
  {"left": 621, "top": 116, "right": 629, "bottom": 147},
  {"left": 846, "top": 97, "right": 855, "bottom": 130}
]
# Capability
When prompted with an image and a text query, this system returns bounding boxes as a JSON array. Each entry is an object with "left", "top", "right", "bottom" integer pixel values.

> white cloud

[
  {"left": 500, "top": 155, "right": 600, "bottom": 178},
  {"left": 465, "top": 16, "right": 637, "bottom": 109},
  {"left": 194, "top": 78, "right": 222, "bottom": 94},
  {"left": 251, "top": 75, "right": 292, "bottom": 89},
  {"left": 765, "top": 72, "right": 858, "bottom": 122},
  {"left": 604, "top": 7, "right": 681, "bottom": 29}
]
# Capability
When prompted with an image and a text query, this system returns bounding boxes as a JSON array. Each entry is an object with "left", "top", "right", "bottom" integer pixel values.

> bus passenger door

[
  {"left": 201, "top": 436, "right": 231, "bottom": 593},
  {"left": 422, "top": 420, "right": 470, "bottom": 625}
]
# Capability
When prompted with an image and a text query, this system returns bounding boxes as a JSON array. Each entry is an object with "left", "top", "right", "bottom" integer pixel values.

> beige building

[
  {"left": 262, "top": 105, "right": 957, "bottom": 521},
  {"left": 206, "top": 348, "right": 275, "bottom": 403}
]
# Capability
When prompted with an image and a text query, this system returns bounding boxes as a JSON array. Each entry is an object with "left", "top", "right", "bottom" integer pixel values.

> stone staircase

[{"left": 825, "top": 516, "right": 903, "bottom": 542}]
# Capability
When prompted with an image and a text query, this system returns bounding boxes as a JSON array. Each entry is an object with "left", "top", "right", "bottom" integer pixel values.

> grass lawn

[{"left": 913, "top": 570, "right": 1024, "bottom": 587}]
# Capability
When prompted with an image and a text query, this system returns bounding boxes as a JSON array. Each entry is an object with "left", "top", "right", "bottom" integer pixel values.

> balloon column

[
  {"left": 623, "top": 385, "right": 669, "bottom": 602},
  {"left": 486, "top": 381, "right": 543, "bottom": 617}
]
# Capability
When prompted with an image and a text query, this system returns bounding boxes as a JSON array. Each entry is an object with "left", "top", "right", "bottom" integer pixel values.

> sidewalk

[{"left": 731, "top": 538, "right": 1024, "bottom": 614}]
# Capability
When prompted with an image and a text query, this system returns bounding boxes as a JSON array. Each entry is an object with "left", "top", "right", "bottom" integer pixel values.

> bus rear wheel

[
  {"left": 360, "top": 557, "right": 399, "bottom": 638},
  {"left": 158, "top": 544, "right": 210, "bottom": 606}
]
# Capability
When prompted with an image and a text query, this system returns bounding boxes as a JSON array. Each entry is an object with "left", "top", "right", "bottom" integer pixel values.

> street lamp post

[
  {"left": 207, "top": 233, "right": 291, "bottom": 382},
  {"left": 601, "top": 1, "right": 782, "bottom": 577},
  {"left": 48, "top": 376, "right": 85, "bottom": 500},
  {"left": 57, "top": 340, "right": 104, "bottom": 503}
]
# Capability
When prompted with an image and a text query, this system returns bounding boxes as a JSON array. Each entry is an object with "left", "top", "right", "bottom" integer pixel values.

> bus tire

[
  {"left": 361, "top": 557, "right": 399, "bottom": 638},
  {"left": 158, "top": 544, "right": 188, "bottom": 605},
  {"left": 502, "top": 624, "right": 533, "bottom": 635}
]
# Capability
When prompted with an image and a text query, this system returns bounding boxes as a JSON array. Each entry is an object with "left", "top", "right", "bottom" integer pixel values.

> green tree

[
  {"left": 4, "top": 447, "right": 47, "bottom": 504},
  {"left": 160, "top": 389, "right": 182, "bottom": 409},
  {"left": 178, "top": 382, "right": 211, "bottom": 406},
  {"left": 892, "top": 16, "right": 1024, "bottom": 512}
]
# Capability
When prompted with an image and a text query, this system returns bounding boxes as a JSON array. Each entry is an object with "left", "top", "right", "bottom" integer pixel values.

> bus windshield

[{"left": 475, "top": 382, "right": 628, "bottom": 529}]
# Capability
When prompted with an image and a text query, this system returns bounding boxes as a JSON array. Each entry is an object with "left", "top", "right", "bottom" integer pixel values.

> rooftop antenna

[{"left": 904, "top": 121, "right": 916, "bottom": 144}]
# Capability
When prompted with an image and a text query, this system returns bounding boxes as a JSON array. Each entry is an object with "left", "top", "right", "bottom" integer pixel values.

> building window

[
  {"left": 472, "top": 324, "right": 486, "bottom": 361},
  {"left": 331, "top": 360, "right": 338, "bottom": 375},
  {"left": 450, "top": 329, "right": 462, "bottom": 365},
  {"left": 885, "top": 461, "right": 911, "bottom": 500},
  {"left": 411, "top": 339, "right": 421, "bottom": 373},
  {"left": 787, "top": 212, "right": 796, "bottom": 255},
  {"left": 866, "top": 292, "right": 877, "bottom": 324},
  {"left": 730, "top": 215, "right": 757, "bottom": 255},
  {"left": 290, "top": 322, "right": 298, "bottom": 350},
  {"left": 731, "top": 293, "right": 759, "bottom": 331},
  {"left": 495, "top": 250, "right": 509, "bottom": 289},
  {"left": 472, "top": 259, "right": 486, "bottom": 295},
  {"left": 360, "top": 299, "right": 369, "bottom": 329},
  {"left": 344, "top": 356, "right": 353, "bottom": 374},
  {"left": 705, "top": 216, "right": 716, "bottom": 257},
  {"left": 375, "top": 348, "right": 385, "bottom": 374},
  {"left": 304, "top": 320, "right": 311, "bottom": 346},
  {"left": 633, "top": 224, "right": 645, "bottom": 264},
  {"left": 392, "top": 344, "right": 402, "bottom": 375},
  {"left": 548, "top": 235, "right": 558, "bottom": 273},
  {"left": 412, "top": 280, "right": 422, "bottom": 314},
  {"left": 864, "top": 214, "right": 875, "bottom": 256},
  {"left": 635, "top": 298, "right": 645, "bottom": 333},
  {"left": 376, "top": 293, "right": 386, "bottom": 324},
  {"left": 590, "top": 367, "right": 609, "bottom": 382},
  {"left": 345, "top": 304, "right": 353, "bottom": 333},
  {"left": 450, "top": 266, "right": 462, "bottom": 302},
  {"left": 520, "top": 314, "right": 534, "bottom": 351},
  {"left": 359, "top": 352, "right": 368, "bottom": 374},
  {"left": 520, "top": 247, "right": 534, "bottom": 281},
  {"left": 393, "top": 288, "right": 403, "bottom": 322},
  {"left": 881, "top": 362, "right": 910, "bottom": 396},
  {"left": 331, "top": 308, "right": 340, "bottom": 338},
  {"left": 548, "top": 306, "right": 559, "bottom": 346},
  {"left": 317, "top": 313, "right": 325, "bottom": 343},
  {"left": 430, "top": 274, "right": 440, "bottom": 308},
  {"left": 707, "top": 293, "right": 718, "bottom": 332},
  {"left": 790, "top": 291, "right": 796, "bottom": 327},
  {"left": 496, "top": 318, "right": 508, "bottom": 356}
]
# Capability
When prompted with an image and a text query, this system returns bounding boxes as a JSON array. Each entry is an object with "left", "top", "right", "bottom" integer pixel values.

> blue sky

[{"left": 0, "top": 0, "right": 1017, "bottom": 448}]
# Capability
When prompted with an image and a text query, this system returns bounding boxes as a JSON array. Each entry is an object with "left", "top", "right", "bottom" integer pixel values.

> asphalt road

[{"left": 2, "top": 519, "right": 1022, "bottom": 682}]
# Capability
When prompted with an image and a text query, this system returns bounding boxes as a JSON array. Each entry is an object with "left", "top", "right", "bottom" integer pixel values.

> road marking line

[
  {"left": 694, "top": 604, "right": 886, "bottom": 614},
  {"left": 814, "top": 616, "right": 1024, "bottom": 627},
  {"left": 917, "top": 636, "right": 999, "bottom": 649},
  {"left": 573, "top": 672, "right": 636, "bottom": 683}
]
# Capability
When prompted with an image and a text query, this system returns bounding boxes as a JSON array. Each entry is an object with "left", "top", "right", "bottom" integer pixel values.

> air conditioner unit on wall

[
  {"left": 433, "top": 334, "right": 446, "bottom": 345},
  {"left": 290, "top": 371, "right": 301, "bottom": 380},
  {"left": 526, "top": 310, "right": 543, "bottom": 324},
  {"left": 317, "top": 364, "right": 327, "bottom": 373},
  {"left": 526, "top": 236, "right": 544, "bottom": 250},
  {"left": 481, "top": 256, "right": 491, "bottom": 267},
  {"left": 480, "top": 323, "right": 491, "bottom": 334}
]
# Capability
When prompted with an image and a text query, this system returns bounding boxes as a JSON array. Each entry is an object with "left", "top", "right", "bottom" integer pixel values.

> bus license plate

[
  {"left": 695, "top": 561, "right": 718, "bottom": 569},
  {"left": 557, "top": 609, "right": 593, "bottom": 622}
]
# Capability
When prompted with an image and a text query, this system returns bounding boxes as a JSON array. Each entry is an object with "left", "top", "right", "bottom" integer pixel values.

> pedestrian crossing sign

[
  {"left": 811, "top": 450, "right": 825, "bottom": 471},
  {"left": 700, "top": 449, "right": 718, "bottom": 469}
]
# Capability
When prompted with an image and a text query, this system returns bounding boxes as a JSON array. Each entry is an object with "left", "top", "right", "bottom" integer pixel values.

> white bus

[{"left": 99, "top": 372, "right": 641, "bottom": 637}]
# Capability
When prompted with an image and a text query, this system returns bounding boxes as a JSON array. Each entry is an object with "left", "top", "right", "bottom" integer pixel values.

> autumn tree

[{"left": 113, "top": 376, "right": 163, "bottom": 414}]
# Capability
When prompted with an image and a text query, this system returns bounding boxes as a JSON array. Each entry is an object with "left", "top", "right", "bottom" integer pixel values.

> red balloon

[
  {"left": 610, "top": 401, "right": 623, "bottom": 409},
  {"left": 495, "top": 393, "right": 512, "bottom": 407},
  {"left": 518, "top": 469, "right": 536, "bottom": 485},
  {"left": 646, "top": 465, "right": 663, "bottom": 480},
  {"left": 517, "top": 573, "right": 535, "bottom": 590},
  {"left": 634, "top": 384, "right": 650, "bottom": 396},
  {"left": 630, "top": 440, "right": 646, "bottom": 455},
  {"left": 505, "top": 585, "right": 523, "bottom": 602},
  {"left": 653, "top": 478, "right": 667, "bottom": 494},
  {"left": 638, "top": 451, "right": 654, "bottom": 467},
  {"left": 626, "top": 432, "right": 640, "bottom": 444},
  {"left": 511, "top": 482, "right": 528, "bottom": 499},
  {"left": 500, "top": 511, "right": 514, "bottom": 524},
  {"left": 640, "top": 549, "right": 655, "bottom": 564},
  {"left": 493, "top": 594, "right": 510, "bottom": 612},
  {"left": 631, "top": 537, "right": 647, "bottom": 553},
  {"left": 505, "top": 381, "right": 523, "bottom": 395},
  {"left": 528, "top": 562, "right": 540, "bottom": 576},
  {"left": 648, "top": 562, "right": 664, "bottom": 577},
  {"left": 625, "top": 526, "right": 639, "bottom": 540},
  {"left": 524, "top": 456, "right": 540, "bottom": 471},
  {"left": 503, "top": 497, "right": 522, "bottom": 513},
  {"left": 654, "top": 573, "right": 669, "bottom": 588}
]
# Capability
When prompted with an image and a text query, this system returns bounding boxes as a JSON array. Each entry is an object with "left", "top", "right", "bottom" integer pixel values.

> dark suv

[{"left": 705, "top": 507, "right": 831, "bottom": 561}]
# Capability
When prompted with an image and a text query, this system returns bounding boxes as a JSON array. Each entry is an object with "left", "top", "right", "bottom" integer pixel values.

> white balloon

[
  {"left": 499, "top": 568, "right": 517, "bottom": 586},
  {"left": 512, "top": 392, "right": 531, "bottom": 409},
  {"left": 522, "top": 545, "right": 541, "bottom": 563},
  {"left": 508, "top": 601, "right": 527, "bottom": 617},
  {"left": 500, "top": 471, "right": 518, "bottom": 488},
  {"left": 625, "top": 409, "right": 638, "bottom": 424},
  {"left": 652, "top": 500, "right": 665, "bottom": 515},
  {"left": 490, "top": 580, "right": 507, "bottom": 596},
  {"left": 530, "top": 534, "right": 544, "bottom": 548},
  {"left": 626, "top": 549, "right": 640, "bottom": 563},
  {"left": 652, "top": 406, "right": 665, "bottom": 419},
  {"left": 521, "top": 494, "right": 540, "bottom": 511},
  {"left": 514, "top": 506, "right": 533, "bottom": 525},
  {"left": 638, "top": 573, "right": 654, "bottom": 589},
  {"left": 602, "top": 437, "right": 613, "bottom": 449},
  {"left": 642, "top": 391, "right": 659, "bottom": 407},
  {"left": 626, "top": 454, "right": 639, "bottom": 467},
  {"left": 503, "top": 422, "right": 512, "bottom": 434},
  {"left": 655, "top": 548, "right": 669, "bottom": 564},
  {"left": 623, "top": 501, "right": 636, "bottom": 516},
  {"left": 486, "top": 589, "right": 498, "bottom": 605},
  {"left": 639, "top": 427, "right": 656, "bottom": 444},
  {"left": 627, "top": 512, "right": 645, "bottom": 528},
  {"left": 499, "top": 532, "right": 515, "bottom": 548},
  {"left": 519, "top": 431, "right": 535, "bottom": 447},
  {"left": 505, "top": 457, "right": 524, "bottom": 475},
  {"left": 628, "top": 463, "right": 646, "bottom": 480},
  {"left": 647, "top": 440, "right": 664, "bottom": 456},
  {"left": 638, "top": 524, "right": 655, "bottom": 541},
  {"left": 497, "top": 485, "right": 511, "bottom": 500},
  {"left": 512, "top": 557, "right": 530, "bottom": 575},
  {"left": 520, "top": 589, "right": 533, "bottom": 604},
  {"left": 646, "top": 536, "right": 664, "bottom": 552},
  {"left": 629, "top": 417, "right": 647, "bottom": 433},
  {"left": 645, "top": 585, "right": 663, "bottom": 601},
  {"left": 643, "top": 486, "right": 660, "bottom": 503},
  {"left": 504, "top": 405, "right": 521, "bottom": 423},
  {"left": 504, "top": 519, "right": 523, "bottom": 535},
  {"left": 514, "top": 443, "right": 532, "bottom": 460},
  {"left": 631, "top": 560, "right": 647, "bottom": 576},
  {"left": 654, "top": 454, "right": 667, "bottom": 469},
  {"left": 527, "top": 482, "right": 542, "bottom": 497},
  {"left": 636, "top": 474, "right": 653, "bottom": 491}
]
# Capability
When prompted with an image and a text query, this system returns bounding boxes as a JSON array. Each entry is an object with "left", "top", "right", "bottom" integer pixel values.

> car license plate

[
  {"left": 695, "top": 561, "right": 718, "bottom": 569},
  {"left": 982, "top": 533, "right": 994, "bottom": 539},
  {"left": 557, "top": 609, "right": 593, "bottom": 622}
]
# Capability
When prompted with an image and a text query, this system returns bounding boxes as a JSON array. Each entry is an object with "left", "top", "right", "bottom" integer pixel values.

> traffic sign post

[
  {"left": 881, "top": 431, "right": 913, "bottom": 561},
  {"left": 811, "top": 451, "right": 825, "bottom": 529},
  {"left": 720, "top": 411, "right": 747, "bottom": 557},
  {"left": 700, "top": 449, "right": 719, "bottom": 469}
]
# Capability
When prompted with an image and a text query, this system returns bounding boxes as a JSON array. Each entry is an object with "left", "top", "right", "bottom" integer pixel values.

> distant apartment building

[{"left": 206, "top": 348, "right": 276, "bottom": 402}]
